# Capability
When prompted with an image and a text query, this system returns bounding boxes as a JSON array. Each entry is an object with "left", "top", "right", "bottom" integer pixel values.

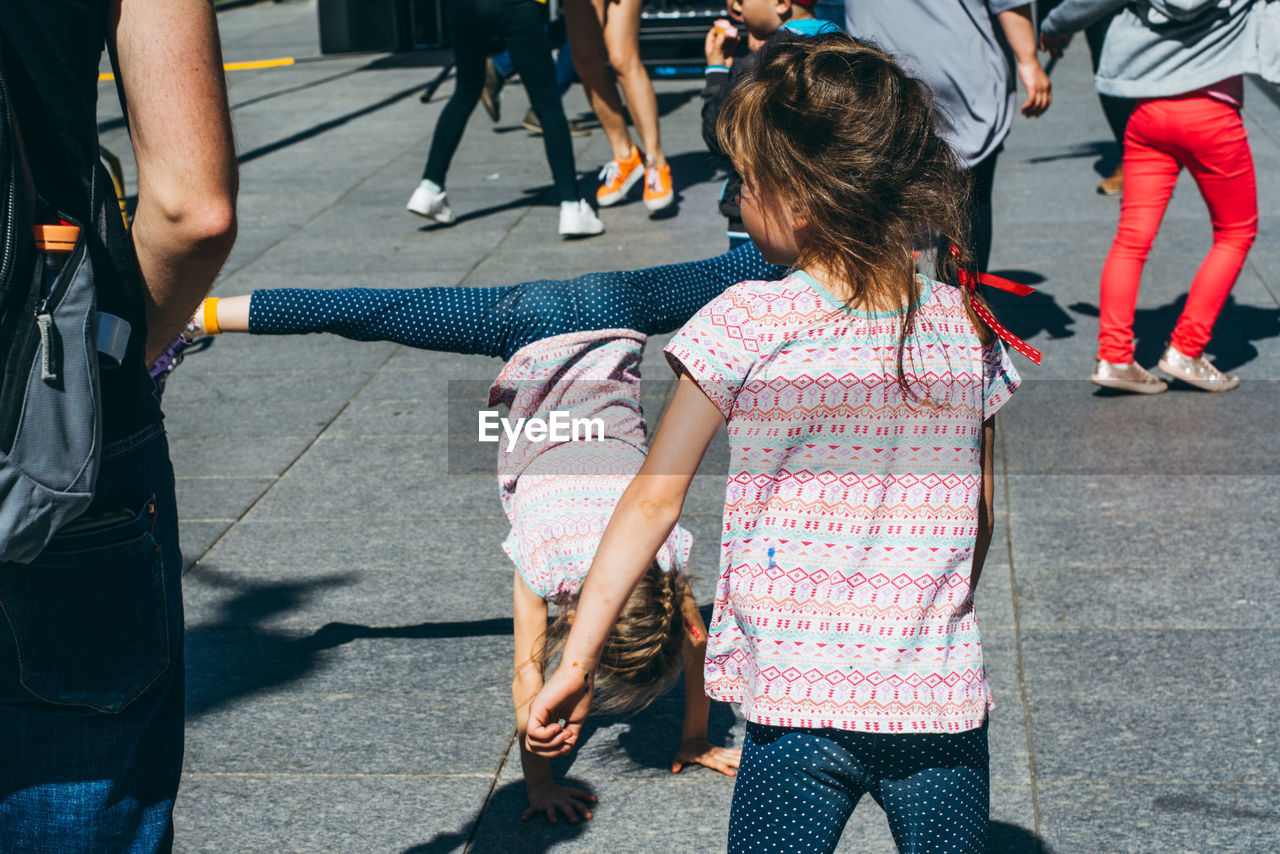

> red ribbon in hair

[{"left": 949, "top": 245, "right": 1042, "bottom": 365}]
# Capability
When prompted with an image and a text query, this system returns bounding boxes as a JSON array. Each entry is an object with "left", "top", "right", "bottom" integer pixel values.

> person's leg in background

[
  {"left": 1084, "top": 11, "right": 1134, "bottom": 195},
  {"left": 600, "top": 0, "right": 671, "bottom": 210},
  {"left": 968, "top": 148, "right": 1000, "bottom": 273},
  {"left": 1094, "top": 100, "right": 1180, "bottom": 384},
  {"left": 1159, "top": 97, "right": 1256, "bottom": 387},
  {"left": 564, "top": 0, "right": 639, "bottom": 164},
  {"left": 500, "top": 0, "right": 602, "bottom": 236},
  {"left": 484, "top": 50, "right": 513, "bottom": 123},
  {"left": 410, "top": 0, "right": 490, "bottom": 222},
  {"left": 727, "top": 724, "right": 867, "bottom": 854},
  {"left": 519, "top": 16, "right": 591, "bottom": 137},
  {"left": 0, "top": 425, "right": 184, "bottom": 853},
  {"left": 548, "top": 16, "right": 578, "bottom": 97}
]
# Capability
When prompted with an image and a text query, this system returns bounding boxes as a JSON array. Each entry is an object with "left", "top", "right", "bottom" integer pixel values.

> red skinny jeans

[{"left": 1097, "top": 95, "right": 1257, "bottom": 363}]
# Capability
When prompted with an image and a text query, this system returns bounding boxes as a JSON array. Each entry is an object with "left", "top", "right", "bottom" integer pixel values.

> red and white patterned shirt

[{"left": 665, "top": 271, "right": 1018, "bottom": 733}]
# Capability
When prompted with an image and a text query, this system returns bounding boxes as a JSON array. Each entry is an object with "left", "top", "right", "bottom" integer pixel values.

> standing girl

[
  {"left": 1042, "top": 0, "right": 1278, "bottom": 392},
  {"left": 527, "top": 35, "right": 1027, "bottom": 852}
]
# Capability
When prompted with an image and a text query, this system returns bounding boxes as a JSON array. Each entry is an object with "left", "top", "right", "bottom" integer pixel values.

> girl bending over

[{"left": 179, "top": 245, "right": 783, "bottom": 822}]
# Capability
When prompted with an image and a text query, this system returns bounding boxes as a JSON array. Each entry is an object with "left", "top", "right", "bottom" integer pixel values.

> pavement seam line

[
  {"left": 999, "top": 417, "right": 1044, "bottom": 847},
  {"left": 462, "top": 730, "right": 517, "bottom": 854},
  {"left": 212, "top": 70, "right": 441, "bottom": 290},
  {"left": 181, "top": 348, "right": 401, "bottom": 577},
  {"left": 182, "top": 105, "right": 472, "bottom": 573}
]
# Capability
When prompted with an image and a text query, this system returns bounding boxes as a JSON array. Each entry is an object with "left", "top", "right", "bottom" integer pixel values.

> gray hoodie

[{"left": 1041, "top": 0, "right": 1280, "bottom": 98}]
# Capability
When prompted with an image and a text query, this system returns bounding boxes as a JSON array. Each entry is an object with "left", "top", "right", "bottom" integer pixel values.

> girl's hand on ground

[
  {"left": 525, "top": 665, "right": 593, "bottom": 756},
  {"left": 1017, "top": 60, "right": 1052, "bottom": 117},
  {"left": 522, "top": 780, "right": 597, "bottom": 824},
  {"left": 670, "top": 738, "right": 741, "bottom": 776}
]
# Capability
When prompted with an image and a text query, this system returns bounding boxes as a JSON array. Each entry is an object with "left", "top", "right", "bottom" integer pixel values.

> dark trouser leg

[
  {"left": 0, "top": 425, "right": 184, "bottom": 853},
  {"left": 422, "top": 0, "right": 489, "bottom": 184},
  {"left": 968, "top": 149, "right": 1000, "bottom": 274},
  {"left": 502, "top": 0, "right": 579, "bottom": 202},
  {"left": 1084, "top": 12, "right": 1134, "bottom": 150}
]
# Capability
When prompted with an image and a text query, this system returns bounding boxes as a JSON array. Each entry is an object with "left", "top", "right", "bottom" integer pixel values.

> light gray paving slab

[
  {"left": 1036, "top": 783, "right": 1280, "bottom": 854},
  {"left": 1007, "top": 511, "right": 1279, "bottom": 629},
  {"left": 179, "top": 521, "right": 234, "bottom": 570},
  {"left": 182, "top": 518, "right": 514, "bottom": 629},
  {"left": 999, "top": 379, "right": 1280, "bottom": 476},
  {"left": 185, "top": 634, "right": 514, "bottom": 776},
  {"left": 169, "top": 437, "right": 312, "bottom": 479},
  {"left": 174, "top": 773, "right": 493, "bottom": 854},
  {"left": 245, "top": 436, "right": 496, "bottom": 521},
  {"left": 176, "top": 474, "right": 276, "bottom": 523},
  {"left": 1021, "top": 628, "right": 1280, "bottom": 784}
]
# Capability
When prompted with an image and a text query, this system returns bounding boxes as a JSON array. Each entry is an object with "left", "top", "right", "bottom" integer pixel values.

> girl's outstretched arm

[
  {"left": 525, "top": 374, "right": 726, "bottom": 757},
  {"left": 670, "top": 592, "right": 740, "bottom": 776},
  {"left": 512, "top": 571, "right": 596, "bottom": 824}
]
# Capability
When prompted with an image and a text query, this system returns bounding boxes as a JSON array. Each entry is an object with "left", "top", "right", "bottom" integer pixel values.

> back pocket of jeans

[{"left": 0, "top": 497, "right": 170, "bottom": 712}]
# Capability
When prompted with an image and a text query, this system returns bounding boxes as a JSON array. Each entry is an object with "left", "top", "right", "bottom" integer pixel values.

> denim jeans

[{"left": 0, "top": 422, "right": 184, "bottom": 853}]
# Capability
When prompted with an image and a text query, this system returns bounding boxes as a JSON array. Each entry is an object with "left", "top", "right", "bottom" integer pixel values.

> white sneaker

[
  {"left": 407, "top": 179, "right": 456, "bottom": 224},
  {"left": 559, "top": 199, "right": 604, "bottom": 238}
]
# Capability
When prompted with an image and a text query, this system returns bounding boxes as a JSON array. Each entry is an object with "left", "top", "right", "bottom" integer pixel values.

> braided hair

[{"left": 538, "top": 563, "right": 691, "bottom": 714}]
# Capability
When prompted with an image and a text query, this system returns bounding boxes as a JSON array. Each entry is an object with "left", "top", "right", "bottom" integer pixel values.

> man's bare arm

[{"left": 110, "top": 0, "right": 238, "bottom": 362}]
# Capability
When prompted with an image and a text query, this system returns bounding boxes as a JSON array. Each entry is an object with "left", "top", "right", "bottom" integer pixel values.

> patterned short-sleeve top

[
  {"left": 664, "top": 271, "right": 1019, "bottom": 733},
  {"left": 490, "top": 329, "right": 693, "bottom": 604}
]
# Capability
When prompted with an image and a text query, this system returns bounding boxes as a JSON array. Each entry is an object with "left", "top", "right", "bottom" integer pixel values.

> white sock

[{"left": 419, "top": 178, "right": 444, "bottom": 193}]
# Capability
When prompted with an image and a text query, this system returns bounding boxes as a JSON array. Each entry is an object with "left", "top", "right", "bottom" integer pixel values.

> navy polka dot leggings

[
  {"left": 729, "top": 720, "right": 990, "bottom": 854},
  {"left": 248, "top": 243, "right": 782, "bottom": 361}
]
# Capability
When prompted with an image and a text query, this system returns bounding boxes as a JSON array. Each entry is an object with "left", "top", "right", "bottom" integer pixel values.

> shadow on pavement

[
  {"left": 402, "top": 793, "right": 1051, "bottom": 853},
  {"left": 1024, "top": 138, "right": 1122, "bottom": 177},
  {"left": 1068, "top": 295, "right": 1280, "bottom": 371},
  {"left": 986, "top": 269, "right": 1078, "bottom": 342},
  {"left": 237, "top": 80, "right": 429, "bottom": 165},
  {"left": 987, "top": 819, "right": 1052, "bottom": 853},
  {"left": 413, "top": 779, "right": 593, "bottom": 853},
  {"left": 655, "top": 85, "right": 702, "bottom": 119},
  {"left": 418, "top": 187, "right": 555, "bottom": 230}
]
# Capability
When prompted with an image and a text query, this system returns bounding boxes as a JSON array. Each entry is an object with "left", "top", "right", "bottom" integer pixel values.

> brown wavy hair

[
  {"left": 537, "top": 562, "right": 691, "bottom": 714},
  {"left": 717, "top": 33, "right": 995, "bottom": 391}
]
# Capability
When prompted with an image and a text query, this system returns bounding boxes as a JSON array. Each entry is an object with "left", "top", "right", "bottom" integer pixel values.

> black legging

[
  {"left": 1084, "top": 11, "right": 1135, "bottom": 150},
  {"left": 969, "top": 148, "right": 999, "bottom": 274},
  {"left": 423, "top": 0, "right": 578, "bottom": 202}
]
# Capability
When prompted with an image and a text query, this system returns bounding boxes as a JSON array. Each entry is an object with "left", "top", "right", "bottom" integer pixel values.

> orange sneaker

[
  {"left": 596, "top": 147, "right": 644, "bottom": 207},
  {"left": 642, "top": 162, "right": 673, "bottom": 212}
]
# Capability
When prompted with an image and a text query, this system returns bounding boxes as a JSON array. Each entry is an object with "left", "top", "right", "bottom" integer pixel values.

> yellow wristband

[{"left": 202, "top": 297, "right": 220, "bottom": 335}]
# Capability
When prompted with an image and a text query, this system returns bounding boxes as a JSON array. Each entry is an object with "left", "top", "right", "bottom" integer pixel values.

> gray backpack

[{"left": 0, "top": 39, "right": 105, "bottom": 564}]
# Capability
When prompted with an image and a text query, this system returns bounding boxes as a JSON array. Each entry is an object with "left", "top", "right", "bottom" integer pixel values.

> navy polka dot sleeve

[{"left": 248, "top": 242, "right": 783, "bottom": 361}]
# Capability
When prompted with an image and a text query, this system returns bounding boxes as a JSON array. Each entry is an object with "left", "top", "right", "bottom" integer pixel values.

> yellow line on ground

[{"left": 98, "top": 56, "right": 295, "bottom": 81}]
